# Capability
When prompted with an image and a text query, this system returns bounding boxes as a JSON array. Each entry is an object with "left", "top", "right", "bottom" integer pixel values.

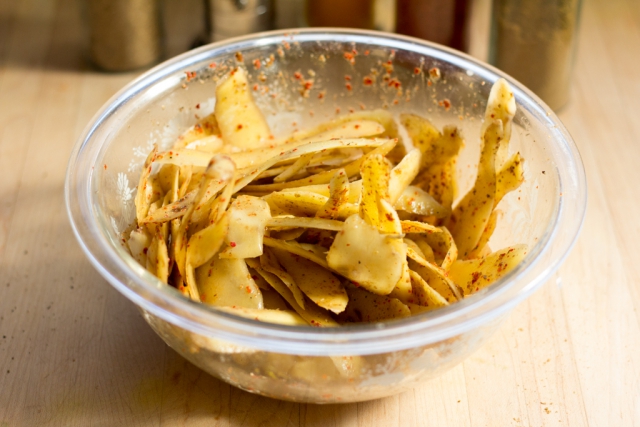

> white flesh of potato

[
  {"left": 218, "top": 196, "right": 270, "bottom": 259},
  {"left": 215, "top": 67, "right": 271, "bottom": 150},
  {"left": 327, "top": 214, "right": 406, "bottom": 295}
]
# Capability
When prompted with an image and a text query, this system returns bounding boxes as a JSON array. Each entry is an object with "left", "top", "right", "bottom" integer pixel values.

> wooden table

[{"left": 1, "top": 0, "right": 638, "bottom": 425}]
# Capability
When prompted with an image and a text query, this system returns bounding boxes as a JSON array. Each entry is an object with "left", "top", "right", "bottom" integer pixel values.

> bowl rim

[{"left": 65, "top": 28, "right": 587, "bottom": 356}]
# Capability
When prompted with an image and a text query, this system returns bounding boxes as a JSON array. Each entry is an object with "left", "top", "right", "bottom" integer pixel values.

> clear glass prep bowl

[{"left": 65, "top": 29, "right": 586, "bottom": 403}]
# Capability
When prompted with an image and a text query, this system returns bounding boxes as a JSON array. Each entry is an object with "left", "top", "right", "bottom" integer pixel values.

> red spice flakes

[
  {"left": 252, "top": 59, "right": 261, "bottom": 69},
  {"left": 343, "top": 51, "right": 356, "bottom": 65},
  {"left": 471, "top": 271, "right": 481, "bottom": 284},
  {"left": 438, "top": 99, "right": 452, "bottom": 111},
  {"left": 427, "top": 80, "right": 432, "bottom": 87},
  {"left": 414, "top": 67, "right": 422, "bottom": 74},
  {"left": 195, "top": 103, "right": 200, "bottom": 109},
  {"left": 236, "top": 124, "right": 244, "bottom": 130},
  {"left": 235, "top": 51, "right": 244, "bottom": 62},
  {"left": 245, "top": 286, "right": 252, "bottom": 294},
  {"left": 345, "top": 82, "right": 352, "bottom": 91},
  {"left": 317, "top": 90, "right": 326, "bottom": 100},
  {"left": 344, "top": 75, "right": 352, "bottom": 81},
  {"left": 363, "top": 75, "right": 374, "bottom": 86},
  {"left": 335, "top": 107, "right": 341, "bottom": 114},
  {"left": 277, "top": 47, "right": 284, "bottom": 57},
  {"left": 282, "top": 40, "right": 291, "bottom": 50},
  {"left": 364, "top": 50, "right": 370, "bottom": 56},
  {"left": 383, "top": 61, "right": 394, "bottom": 74},
  {"left": 184, "top": 71, "right": 197, "bottom": 81},
  {"left": 230, "top": 242, "right": 237, "bottom": 247},
  {"left": 208, "top": 62, "right": 217, "bottom": 69},
  {"left": 194, "top": 123, "right": 203, "bottom": 133},
  {"left": 252, "top": 84, "right": 259, "bottom": 91},
  {"left": 428, "top": 67, "right": 441, "bottom": 80},
  {"left": 103, "top": 164, "right": 107, "bottom": 170},
  {"left": 388, "top": 78, "right": 401, "bottom": 88},
  {"left": 299, "top": 79, "right": 313, "bottom": 97},
  {"left": 293, "top": 71, "right": 303, "bottom": 80},
  {"left": 265, "top": 54, "right": 275, "bottom": 67}
]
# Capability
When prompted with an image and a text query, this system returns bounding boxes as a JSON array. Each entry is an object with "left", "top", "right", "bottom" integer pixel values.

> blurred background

[{"left": 86, "top": 0, "right": 581, "bottom": 110}]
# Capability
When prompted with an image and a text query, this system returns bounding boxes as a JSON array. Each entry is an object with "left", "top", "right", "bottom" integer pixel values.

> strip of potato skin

[
  {"left": 174, "top": 155, "right": 235, "bottom": 300},
  {"left": 259, "top": 248, "right": 307, "bottom": 309},
  {"left": 467, "top": 210, "right": 500, "bottom": 259},
  {"left": 315, "top": 169, "right": 350, "bottom": 220},
  {"left": 215, "top": 67, "right": 272, "bottom": 150},
  {"left": 172, "top": 112, "right": 222, "bottom": 150},
  {"left": 406, "top": 247, "right": 463, "bottom": 301},
  {"left": 482, "top": 78, "right": 517, "bottom": 170},
  {"left": 449, "top": 245, "right": 527, "bottom": 295},
  {"left": 272, "top": 248, "right": 348, "bottom": 314},
  {"left": 447, "top": 120, "right": 503, "bottom": 259},
  {"left": 495, "top": 152, "right": 525, "bottom": 206},
  {"left": 338, "top": 284, "right": 411, "bottom": 323},
  {"left": 135, "top": 146, "right": 159, "bottom": 224},
  {"left": 242, "top": 139, "right": 397, "bottom": 193},
  {"left": 246, "top": 258, "right": 338, "bottom": 327}
]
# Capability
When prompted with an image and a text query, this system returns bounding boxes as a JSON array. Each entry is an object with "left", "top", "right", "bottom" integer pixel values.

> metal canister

[
  {"left": 208, "top": 0, "right": 273, "bottom": 41},
  {"left": 489, "top": 0, "right": 583, "bottom": 110},
  {"left": 86, "top": 0, "right": 163, "bottom": 71}
]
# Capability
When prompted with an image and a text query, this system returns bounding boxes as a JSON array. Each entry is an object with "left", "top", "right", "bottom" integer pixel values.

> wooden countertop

[{"left": 1, "top": 0, "right": 638, "bottom": 425}]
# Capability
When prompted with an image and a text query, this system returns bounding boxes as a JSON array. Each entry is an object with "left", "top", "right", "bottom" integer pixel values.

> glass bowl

[{"left": 65, "top": 29, "right": 586, "bottom": 403}]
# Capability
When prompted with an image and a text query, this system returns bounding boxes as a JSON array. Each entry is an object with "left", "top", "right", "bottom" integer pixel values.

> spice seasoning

[
  {"left": 86, "top": 0, "right": 162, "bottom": 71},
  {"left": 489, "top": 0, "right": 582, "bottom": 110}
]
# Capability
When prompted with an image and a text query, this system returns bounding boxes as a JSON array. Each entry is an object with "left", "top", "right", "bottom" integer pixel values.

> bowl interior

[{"left": 67, "top": 29, "right": 585, "bottom": 356}]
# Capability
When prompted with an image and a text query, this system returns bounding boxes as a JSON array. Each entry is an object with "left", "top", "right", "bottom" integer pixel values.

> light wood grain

[{"left": 1, "top": 0, "right": 639, "bottom": 425}]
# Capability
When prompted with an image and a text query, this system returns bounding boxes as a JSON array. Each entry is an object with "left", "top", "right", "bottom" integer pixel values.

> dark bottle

[{"left": 395, "top": 0, "right": 469, "bottom": 51}]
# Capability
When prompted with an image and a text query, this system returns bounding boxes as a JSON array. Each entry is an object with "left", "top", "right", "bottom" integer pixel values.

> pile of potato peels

[{"left": 126, "top": 67, "right": 527, "bottom": 327}]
